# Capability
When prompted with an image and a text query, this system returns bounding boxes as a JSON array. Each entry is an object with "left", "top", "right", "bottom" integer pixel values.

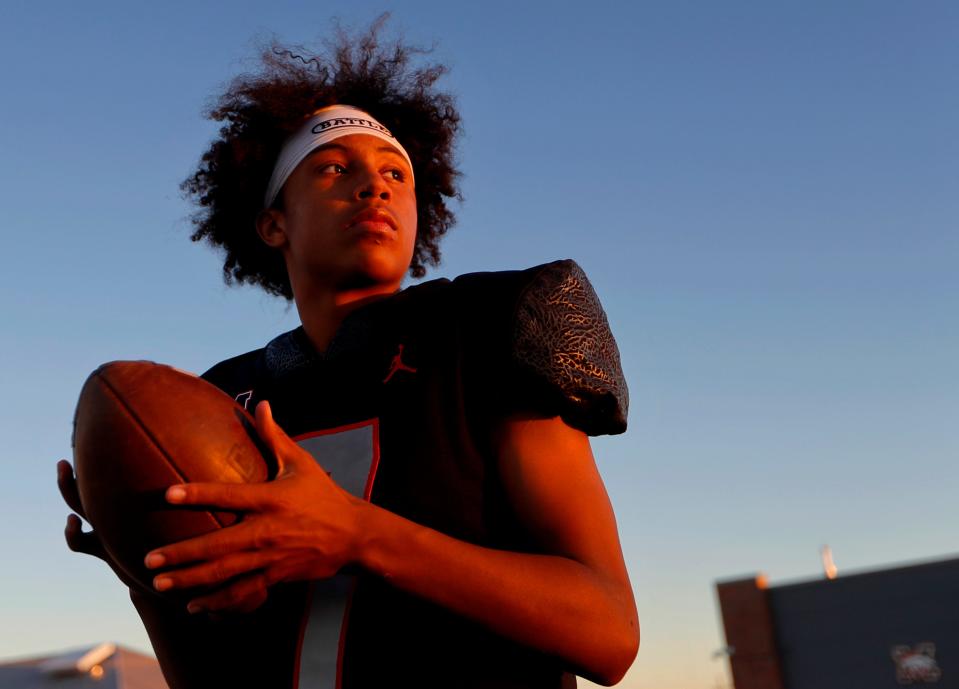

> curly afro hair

[{"left": 182, "top": 18, "right": 462, "bottom": 300}]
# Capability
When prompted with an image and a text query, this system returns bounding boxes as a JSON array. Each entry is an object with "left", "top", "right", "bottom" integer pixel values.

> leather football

[{"left": 72, "top": 361, "right": 273, "bottom": 591}]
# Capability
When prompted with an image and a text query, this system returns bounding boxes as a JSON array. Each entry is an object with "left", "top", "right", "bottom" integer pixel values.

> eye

[
  {"left": 386, "top": 167, "right": 406, "bottom": 182},
  {"left": 318, "top": 163, "right": 347, "bottom": 175}
]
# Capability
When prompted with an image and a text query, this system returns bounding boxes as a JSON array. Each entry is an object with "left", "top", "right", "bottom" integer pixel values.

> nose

[{"left": 355, "top": 165, "right": 390, "bottom": 202}]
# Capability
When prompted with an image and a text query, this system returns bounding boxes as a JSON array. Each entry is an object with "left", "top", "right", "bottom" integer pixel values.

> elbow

[
  {"left": 583, "top": 616, "right": 640, "bottom": 686},
  {"left": 604, "top": 622, "right": 640, "bottom": 686}
]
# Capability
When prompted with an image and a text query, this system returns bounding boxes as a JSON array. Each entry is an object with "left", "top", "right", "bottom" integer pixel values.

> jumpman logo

[{"left": 383, "top": 344, "right": 417, "bottom": 383}]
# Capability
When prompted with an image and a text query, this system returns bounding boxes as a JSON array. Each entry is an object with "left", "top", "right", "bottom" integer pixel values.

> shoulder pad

[{"left": 513, "top": 260, "right": 628, "bottom": 435}]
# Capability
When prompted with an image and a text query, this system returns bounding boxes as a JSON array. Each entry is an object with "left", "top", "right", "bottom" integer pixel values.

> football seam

[{"left": 97, "top": 370, "right": 231, "bottom": 529}]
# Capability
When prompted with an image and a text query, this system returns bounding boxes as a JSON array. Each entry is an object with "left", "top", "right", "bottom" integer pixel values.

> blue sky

[{"left": 1, "top": 2, "right": 956, "bottom": 687}]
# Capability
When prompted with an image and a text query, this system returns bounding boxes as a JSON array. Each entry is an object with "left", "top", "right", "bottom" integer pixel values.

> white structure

[{"left": 0, "top": 643, "right": 167, "bottom": 688}]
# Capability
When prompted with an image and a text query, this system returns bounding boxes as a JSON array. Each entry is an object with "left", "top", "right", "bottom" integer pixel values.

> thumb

[{"left": 254, "top": 400, "right": 304, "bottom": 477}]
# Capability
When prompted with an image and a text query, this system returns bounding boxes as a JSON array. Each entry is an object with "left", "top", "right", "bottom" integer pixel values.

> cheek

[
  {"left": 401, "top": 197, "right": 418, "bottom": 247},
  {"left": 403, "top": 212, "right": 418, "bottom": 258}
]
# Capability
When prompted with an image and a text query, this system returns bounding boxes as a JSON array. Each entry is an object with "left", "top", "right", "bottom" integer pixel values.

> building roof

[{"left": 0, "top": 643, "right": 168, "bottom": 689}]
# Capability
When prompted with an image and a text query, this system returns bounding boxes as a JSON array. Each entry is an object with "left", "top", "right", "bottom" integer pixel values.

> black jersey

[{"left": 138, "top": 260, "right": 628, "bottom": 689}]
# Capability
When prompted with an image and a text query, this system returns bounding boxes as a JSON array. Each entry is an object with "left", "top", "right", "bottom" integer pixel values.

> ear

[{"left": 256, "top": 208, "right": 288, "bottom": 249}]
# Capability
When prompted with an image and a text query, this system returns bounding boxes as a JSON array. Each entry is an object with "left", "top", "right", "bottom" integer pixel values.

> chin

[{"left": 341, "top": 257, "right": 409, "bottom": 291}]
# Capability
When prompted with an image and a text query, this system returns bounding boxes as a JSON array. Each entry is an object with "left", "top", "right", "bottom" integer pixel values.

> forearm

[
  {"left": 131, "top": 584, "right": 304, "bottom": 689},
  {"left": 130, "top": 588, "right": 231, "bottom": 689},
  {"left": 354, "top": 501, "right": 639, "bottom": 685}
]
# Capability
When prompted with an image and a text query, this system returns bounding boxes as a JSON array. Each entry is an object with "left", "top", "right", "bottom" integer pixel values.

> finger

[
  {"left": 57, "top": 460, "right": 86, "bottom": 517},
  {"left": 64, "top": 513, "right": 85, "bottom": 551},
  {"left": 152, "top": 550, "right": 279, "bottom": 592},
  {"left": 164, "top": 481, "right": 273, "bottom": 510},
  {"left": 187, "top": 573, "right": 269, "bottom": 614},
  {"left": 254, "top": 400, "right": 323, "bottom": 476},
  {"left": 145, "top": 520, "right": 263, "bottom": 569},
  {"left": 64, "top": 514, "right": 106, "bottom": 558},
  {"left": 254, "top": 400, "right": 288, "bottom": 473}
]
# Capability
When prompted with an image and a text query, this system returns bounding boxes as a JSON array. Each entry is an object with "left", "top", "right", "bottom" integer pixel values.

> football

[{"left": 72, "top": 360, "right": 273, "bottom": 591}]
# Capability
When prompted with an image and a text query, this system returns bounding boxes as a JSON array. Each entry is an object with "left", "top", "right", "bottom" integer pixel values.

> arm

[
  {"left": 147, "top": 402, "right": 639, "bottom": 685},
  {"left": 356, "top": 414, "right": 639, "bottom": 684},
  {"left": 56, "top": 460, "right": 284, "bottom": 689}
]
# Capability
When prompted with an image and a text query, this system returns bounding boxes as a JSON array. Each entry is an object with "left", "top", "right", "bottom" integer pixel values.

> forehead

[{"left": 308, "top": 133, "right": 409, "bottom": 161}]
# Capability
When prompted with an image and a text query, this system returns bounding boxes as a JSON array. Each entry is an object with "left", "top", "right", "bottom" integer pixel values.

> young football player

[{"left": 60, "top": 22, "right": 638, "bottom": 688}]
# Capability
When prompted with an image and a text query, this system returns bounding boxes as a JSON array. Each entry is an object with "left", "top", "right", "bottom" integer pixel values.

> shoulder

[
  {"left": 202, "top": 327, "right": 321, "bottom": 393},
  {"left": 448, "top": 259, "right": 607, "bottom": 323},
  {"left": 201, "top": 348, "right": 263, "bottom": 398},
  {"left": 452, "top": 260, "right": 630, "bottom": 436}
]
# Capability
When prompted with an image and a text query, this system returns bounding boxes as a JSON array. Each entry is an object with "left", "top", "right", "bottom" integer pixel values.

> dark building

[{"left": 716, "top": 555, "right": 959, "bottom": 689}]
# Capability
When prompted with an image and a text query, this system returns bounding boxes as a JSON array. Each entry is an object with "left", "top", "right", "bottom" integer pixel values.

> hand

[
  {"left": 144, "top": 401, "right": 365, "bottom": 614},
  {"left": 56, "top": 459, "right": 147, "bottom": 593}
]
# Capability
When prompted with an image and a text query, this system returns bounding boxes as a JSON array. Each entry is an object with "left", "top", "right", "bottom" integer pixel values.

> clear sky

[{"left": 1, "top": 2, "right": 956, "bottom": 687}]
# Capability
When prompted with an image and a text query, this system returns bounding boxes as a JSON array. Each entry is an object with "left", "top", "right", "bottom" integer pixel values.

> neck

[{"left": 291, "top": 278, "right": 400, "bottom": 354}]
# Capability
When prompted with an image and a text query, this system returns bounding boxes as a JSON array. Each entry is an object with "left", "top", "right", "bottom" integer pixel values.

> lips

[{"left": 347, "top": 208, "right": 397, "bottom": 232}]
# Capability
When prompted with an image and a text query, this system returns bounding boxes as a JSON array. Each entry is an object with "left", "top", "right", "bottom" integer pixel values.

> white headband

[{"left": 263, "top": 104, "right": 414, "bottom": 208}]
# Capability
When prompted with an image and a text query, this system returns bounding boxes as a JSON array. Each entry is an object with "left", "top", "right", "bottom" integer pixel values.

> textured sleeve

[{"left": 510, "top": 260, "right": 628, "bottom": 436}]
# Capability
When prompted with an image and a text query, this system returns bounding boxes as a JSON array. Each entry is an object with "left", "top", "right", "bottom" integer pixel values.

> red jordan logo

[{"left": 383, "top": 344, "right": 417, "bottom": 383}]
